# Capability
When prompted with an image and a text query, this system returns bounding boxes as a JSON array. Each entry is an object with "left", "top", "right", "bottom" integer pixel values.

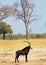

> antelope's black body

[{"left": 15, "top": 41, "right": 32, "bottom": 62}]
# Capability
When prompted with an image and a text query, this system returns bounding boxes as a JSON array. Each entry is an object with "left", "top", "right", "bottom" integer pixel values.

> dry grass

[
  {"left": 0, "top": 39, "right": 46, "bottom": 65},
  {"left": 0, "top": 39, "right": 46, "bottom": 51}
]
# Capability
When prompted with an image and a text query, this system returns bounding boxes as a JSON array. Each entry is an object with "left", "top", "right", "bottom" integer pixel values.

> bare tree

[
  {"left": 0, "top": 5, "right": 15, "bottom": 21},
  {"left": 0, "top": 0, "right": 37, "bottom": 39},
  {"left": 13, "top": 0, "right": 37, "bottom": 39}
]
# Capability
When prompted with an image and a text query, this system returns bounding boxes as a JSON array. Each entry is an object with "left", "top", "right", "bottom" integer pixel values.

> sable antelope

[{"left": 15, "top": 41, "right": 32, "bottom": 62}]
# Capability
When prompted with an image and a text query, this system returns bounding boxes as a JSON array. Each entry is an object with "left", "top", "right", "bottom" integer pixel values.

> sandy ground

[
  {"left": 0, "top": 48, "right": 46, "bottom": 65},
  {"left": 0, "top": 59, "right": 46, "bottom": 65},
  {"left": 0, "top": 60, "right": 46, "bottom": 65}
]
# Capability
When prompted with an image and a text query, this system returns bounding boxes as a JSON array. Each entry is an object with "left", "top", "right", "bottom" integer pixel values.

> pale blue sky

[{"left": 0, "top": 0, "right": 46, "bottom": 34}]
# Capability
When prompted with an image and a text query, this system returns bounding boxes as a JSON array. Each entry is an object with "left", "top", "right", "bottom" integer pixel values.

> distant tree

[
  {"left": 0, "top": 5, "right": 14, "bottom": 21},
  {"left": 0, "top": 21, "right": 13, "bottom": 39},
  {"left": 13, "top": 0, "right": 37, "bottom": 39}
]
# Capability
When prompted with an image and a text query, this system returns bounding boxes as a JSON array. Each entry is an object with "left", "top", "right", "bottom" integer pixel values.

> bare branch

[
  {"left": 30, "top": 18, "right": 39, "bottom": 24},
  {"left": 0, "top": 5, "right": 15, "bottom": 21},
  {"left": 14, "top": 8, "right": 24, "bottom": 18}
]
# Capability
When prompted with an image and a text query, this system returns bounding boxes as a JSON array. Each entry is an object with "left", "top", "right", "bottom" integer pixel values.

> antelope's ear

[
  {"left": 31, "top": 47, "right": 32, "bottom": 49},
  {"left": 30, "top": 47, "right": 33, "bottom": 49}
]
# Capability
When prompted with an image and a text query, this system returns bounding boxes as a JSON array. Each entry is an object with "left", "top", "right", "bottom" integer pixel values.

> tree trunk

[
  {"left": 25, "top": 25, "right": 29, "bottom": 39},
  {"left": 3, "top": 32, "right": 5, "bottom": 39}
]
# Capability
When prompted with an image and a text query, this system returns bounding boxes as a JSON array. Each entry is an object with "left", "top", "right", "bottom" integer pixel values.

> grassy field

[
  {"left": 0, "top": 39, "right": 46, "bottom": 65},
  {"left": 0, "top": 39, "right": 46, "bottom": 51}
]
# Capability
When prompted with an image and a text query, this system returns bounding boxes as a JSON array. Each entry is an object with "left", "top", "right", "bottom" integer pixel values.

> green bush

[{"left": 0, "top": 34, "right": 46, "bottom": 39}]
